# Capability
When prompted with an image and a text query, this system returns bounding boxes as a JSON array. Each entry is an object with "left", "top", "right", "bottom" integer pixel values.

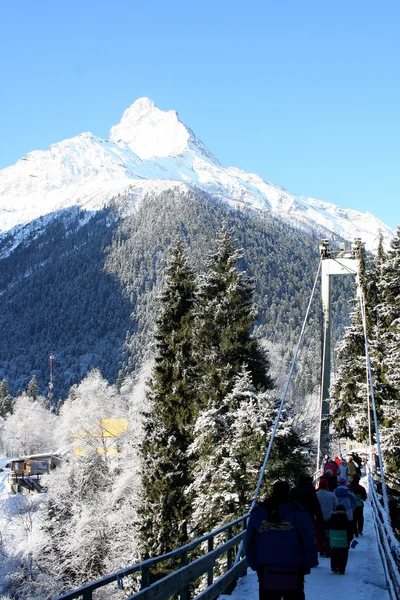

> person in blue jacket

[{"left": 245, "top": 480, "right": 318, "bottom": 600}]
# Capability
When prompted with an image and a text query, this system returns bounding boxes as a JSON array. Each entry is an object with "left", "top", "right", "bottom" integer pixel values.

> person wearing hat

[
  {"left": 334, "top": 476, "right": 357, "bottom": 540},
  {"left": 327, "top": 503, "right": 353, "bottom": 574},
  {"left": 349, "top": 474, "right": 367, "bottom": 536}
]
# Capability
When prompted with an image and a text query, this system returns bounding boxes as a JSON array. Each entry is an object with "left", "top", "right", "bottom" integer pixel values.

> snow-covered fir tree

[
  {"left": 188, "top": 368, "right": 307, "bottom": 534},
  {"left": 329, "top": 245, "right": 374, "bottom": 443},
  {"left": 376, "top": 226, "right": 400, "bottom": 474},
  {"left": 27, "top": 375, "right": 39, "bottom": 401},
  {"left": 193, "top": 224, "right": 273, "bottom": 409},
  {"left": 0, "top": 378, "right": 13, "bottom": 418},
  {"left": 139, "top": 237, "right": 197, "bottom": 558},
  {"left": 189, "top": 229, "right": 306, "bottom": 535},
  {"left": 329, "top": 303, "right": 369, "bottom": 441}
]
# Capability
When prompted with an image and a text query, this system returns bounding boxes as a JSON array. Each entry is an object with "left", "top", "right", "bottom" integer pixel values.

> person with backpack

[
  {"left": 348, "top": 474, "right": 367, "bottom": 536},
  {"left": 334, "top": 476, "right": 357, "bottom": 539},
  {"left": 327, "top": 503, "right": 353, "bottom": 574},
  {"left": 246, "top": 480, "right": 318, "bottom": 600},
  {"left": 316, "top": 478, "right": 338, "bottom": 557}
]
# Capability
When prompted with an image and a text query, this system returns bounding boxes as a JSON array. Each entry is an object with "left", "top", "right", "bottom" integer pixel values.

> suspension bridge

[{"left": 57, "top": 240, "right": 400, "bottom": 600}]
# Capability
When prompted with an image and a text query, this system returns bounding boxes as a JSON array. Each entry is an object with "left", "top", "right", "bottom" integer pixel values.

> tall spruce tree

[
  {"left": 365, "top": 234, "right": 389, "bottom": 443},
  {"left": 329, "top": 304, "right": 369, "bottom": 440},
  {"left": 27, "top": 375, "right": 39, "bottom": 401},
  {"left": 376, "top": 226, "right": 400, "bottom": 474},
  {"left": 0, "top": 378, "right": 13, "bottom": 417},
  {"left": 329, "top": 245, "right": 372, "bottom": 442},
  {"left": 139, "top": 236, "right": 197, "bottom": 557},
  {"left": 193, "top": 224, "right": 272, "bottom": 407},
  {"left": 189, "top": 228, "right": 304, "bottom": 535}
]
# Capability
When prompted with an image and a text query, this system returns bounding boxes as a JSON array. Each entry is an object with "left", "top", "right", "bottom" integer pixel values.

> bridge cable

[
  {"left": 316, "top": 319, "right": 328, "bottom": 473},
  {"left": 235, "top": 257, "right": 322, "bottom": 564},
  {"left": 357, "top": 284, "right": 390, "bottom": 514},
  {"left": 249, "top": 257, "right": 322, "bottom": 512}
]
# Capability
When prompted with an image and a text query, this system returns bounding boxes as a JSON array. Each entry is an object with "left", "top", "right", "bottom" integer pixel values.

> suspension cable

[
  {"left": 249, "top": 257, "right": 322, "bottom": 512},
  {"left": 234, "top": 258, "right": 322, "bottom": 565},
  {"left": 316, "top": 322, "right": 328, "bottom": 473},
  {"left": 366, "top": 357, "right": 373, "bottom": 469},
  {"left": 358, "top": 286, "right": 390, "bottom": 514},
  {"left": 234, "top": 258, "right": 322, "bottom": 566}
]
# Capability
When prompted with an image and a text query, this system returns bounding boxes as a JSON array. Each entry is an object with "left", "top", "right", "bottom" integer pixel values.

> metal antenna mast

[
  {"left": 48, "top": 354, "right": 54, "bottom": 411},
  {"left": 317, "top": 238, "right": 362, "bottom": 469}
]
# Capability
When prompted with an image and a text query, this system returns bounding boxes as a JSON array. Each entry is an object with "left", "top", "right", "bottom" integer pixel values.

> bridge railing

[
  {"left": 56, "top": 514, "right": 249, "bottom": 600},
  {"left": 368, "top": 471, "right": 400, "bottom": 599}
]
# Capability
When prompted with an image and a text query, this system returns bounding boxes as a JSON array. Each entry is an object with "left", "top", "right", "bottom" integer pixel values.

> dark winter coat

[
  {"left": 289, "top": 483, "right": 324, "bottom": 527},
  {"left": 245, "top": 499, "right": 318, "bottom": 573},
  {"left": 327, "top": 508, "right": 352, "bottom": 548}
]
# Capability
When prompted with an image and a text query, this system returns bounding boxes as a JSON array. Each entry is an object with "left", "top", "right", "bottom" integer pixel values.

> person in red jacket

[
  {"left": 325, "top": 458, "right": 338, "bottom": 478},
  {"left": 348, "top": 474, "right": 367, "bottom": 536}
]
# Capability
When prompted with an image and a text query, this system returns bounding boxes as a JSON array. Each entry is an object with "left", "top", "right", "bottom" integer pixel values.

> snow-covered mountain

[{"left": 0, "top": 97, "right": 393, "bottom": 250}]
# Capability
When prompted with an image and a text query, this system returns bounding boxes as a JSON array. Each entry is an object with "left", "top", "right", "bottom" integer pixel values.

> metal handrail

[
  {"left": 368, "top": 472, "right": 400, "bottom": 599},
  {"left": 56, "top": 514, "right": 249, "bottom": 600}
]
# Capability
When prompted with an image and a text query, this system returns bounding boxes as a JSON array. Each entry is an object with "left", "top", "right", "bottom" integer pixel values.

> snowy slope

[{"left": 0, "top": 98, "right": 393, "bottom": 250}]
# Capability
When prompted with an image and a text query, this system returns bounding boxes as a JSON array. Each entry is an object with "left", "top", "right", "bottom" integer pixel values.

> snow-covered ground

[
  {"left": 220, "top": 497, "right": 390, "bottom": 600},
  {"left": 0, "top": 456, "right": 13, "bottom": 498},
  {"left": 0, "top": 468, "right": 11, "bottom": 498}
]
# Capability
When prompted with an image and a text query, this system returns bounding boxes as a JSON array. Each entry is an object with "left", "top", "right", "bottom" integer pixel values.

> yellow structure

[{"left": 73, "top": 418, "right": 128, "bottom": 456}]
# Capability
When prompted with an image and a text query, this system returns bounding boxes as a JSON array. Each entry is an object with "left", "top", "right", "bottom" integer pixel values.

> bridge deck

[{"left": 220, "top": 499, "right": 390, "bottom": 600}]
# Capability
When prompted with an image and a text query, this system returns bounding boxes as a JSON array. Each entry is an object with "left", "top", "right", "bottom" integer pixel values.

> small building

[
  {"left": 73, "top": 418, "right": 128, "bottom": 457},
  {"left": 8, "top": 453, "right": 61, "bottom": 494}
]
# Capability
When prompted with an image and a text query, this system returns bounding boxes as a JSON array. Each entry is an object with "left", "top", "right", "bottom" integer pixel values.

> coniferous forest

[{"left": 0, "top": 189, "right": 351, "bottom": 398}]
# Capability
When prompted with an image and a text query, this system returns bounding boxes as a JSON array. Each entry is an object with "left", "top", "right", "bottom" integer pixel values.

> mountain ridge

[{"left": 0, "top": 98, "right": 393, "bottom": 251}]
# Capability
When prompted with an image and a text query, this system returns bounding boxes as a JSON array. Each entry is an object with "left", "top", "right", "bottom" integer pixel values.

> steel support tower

[{"left": 317, "top": 238, "right": 362, "bottom": 467}]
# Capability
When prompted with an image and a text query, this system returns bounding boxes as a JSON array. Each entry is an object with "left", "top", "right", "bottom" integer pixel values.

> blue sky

[{"left": 0, "top": 1, "right": 399, "bottom": 228}]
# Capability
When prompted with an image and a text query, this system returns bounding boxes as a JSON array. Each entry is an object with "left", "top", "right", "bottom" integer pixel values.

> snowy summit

[{"left": 0, "top": 98, "right": 394, "bottom": 250}]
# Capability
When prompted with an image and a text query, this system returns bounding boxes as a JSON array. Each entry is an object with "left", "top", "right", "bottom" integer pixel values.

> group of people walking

[{"left": 245, "top": 455, "right": 367, "bottom": 599}]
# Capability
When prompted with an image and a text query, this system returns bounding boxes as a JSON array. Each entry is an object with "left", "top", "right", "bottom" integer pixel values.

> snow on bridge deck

[{"left": 220, "top": 499, "right": 390, "bottom": 600}]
